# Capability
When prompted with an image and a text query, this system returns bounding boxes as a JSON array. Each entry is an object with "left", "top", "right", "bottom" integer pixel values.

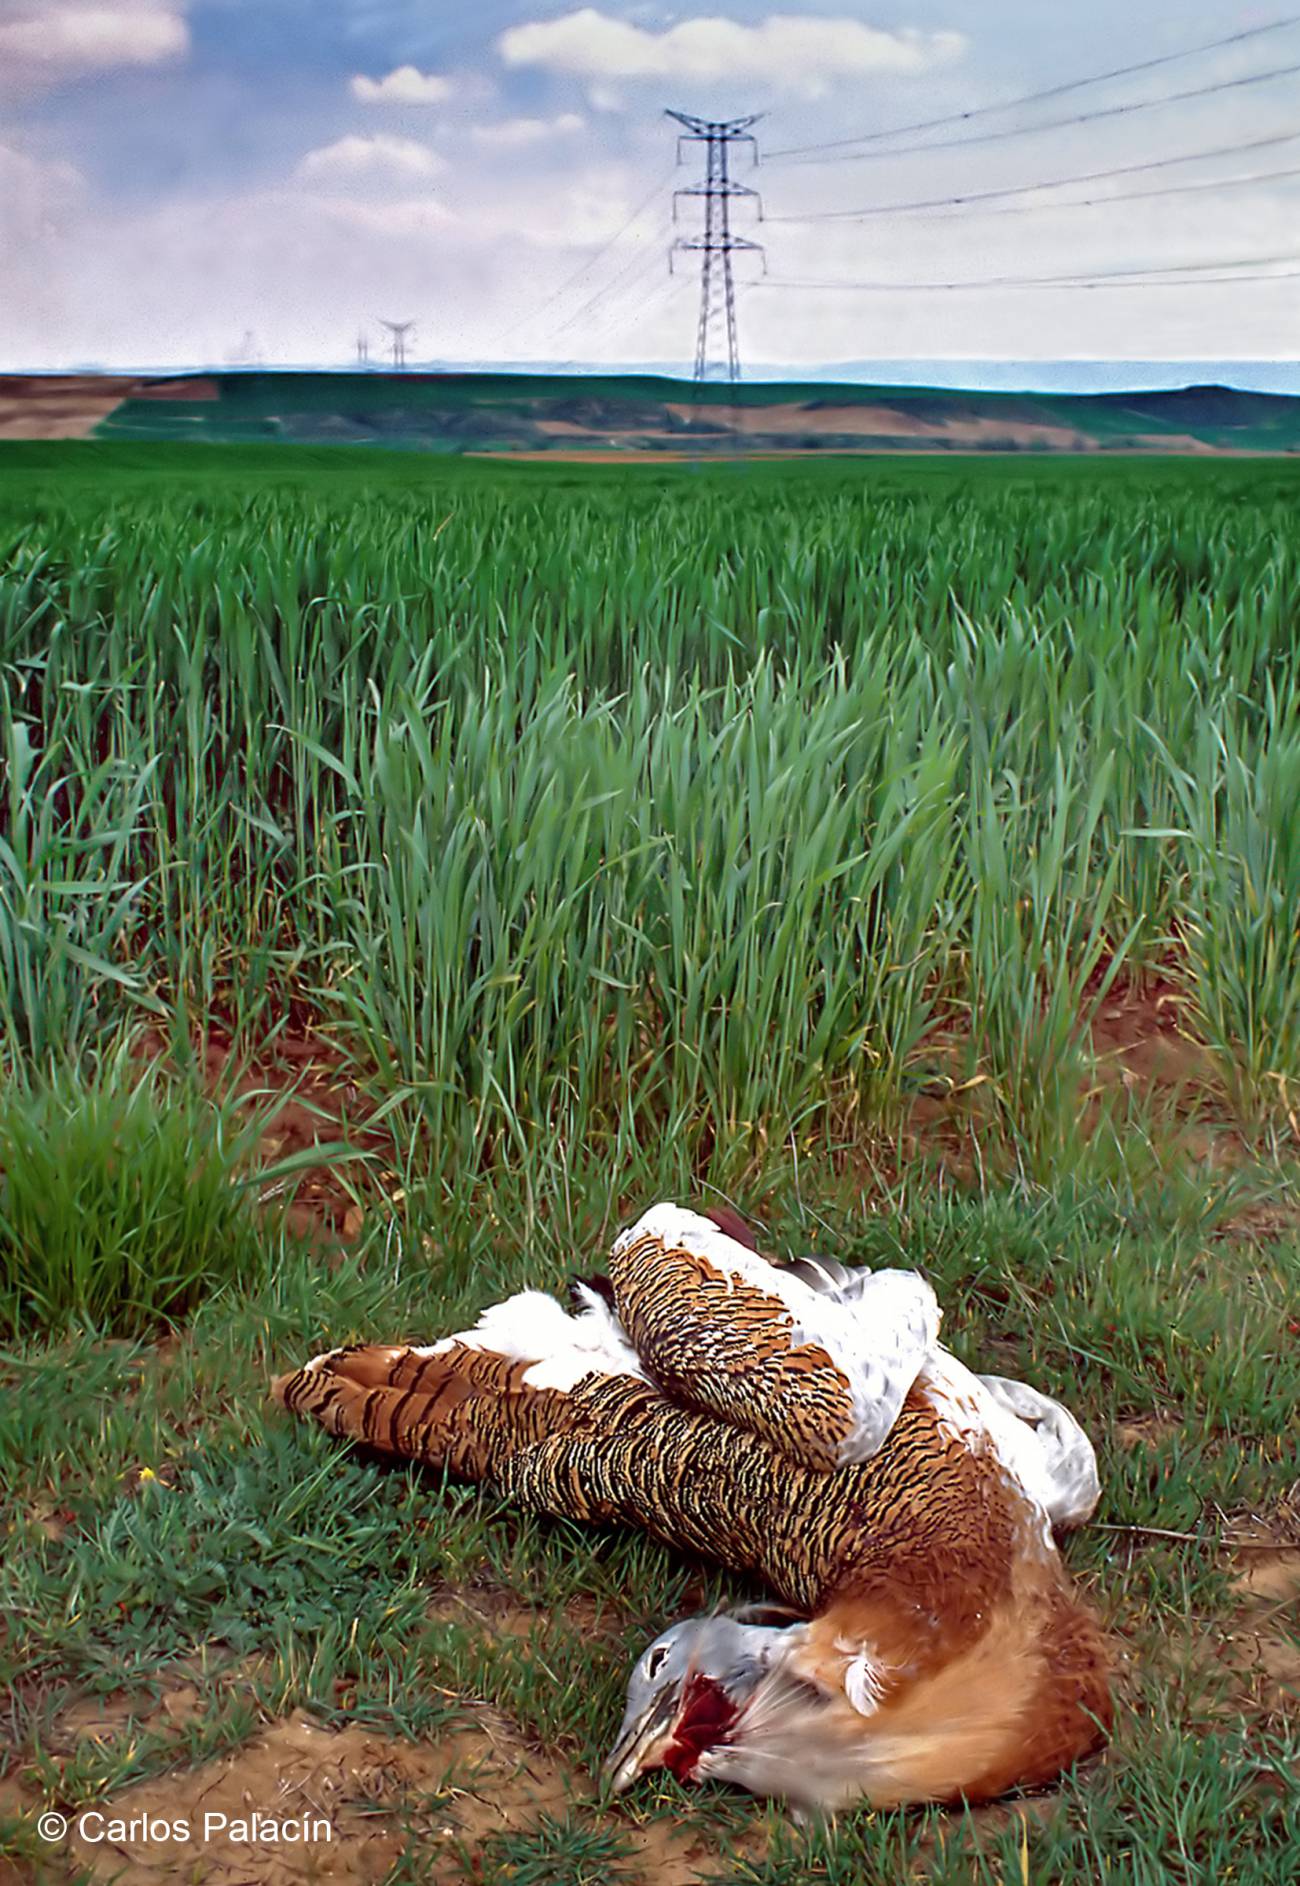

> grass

[
  {"left": 0, "top": 446, "right": 1297, "bottom": 1881},
  {"left": 0, "top": 1041, "right": 363, "bottom": 1338},
  {"left": 1, "top": 449, "right": 1298, "bottom": 1154},
  {"left": 0, "top": 1052, "right": 269, "bottom": 1338},
  {"left": 2, "top": 1162, "right": 1296, "bottom": 1880},
  {"left": 446, "top": 1810, "right": 640, "bottom": 1885}
]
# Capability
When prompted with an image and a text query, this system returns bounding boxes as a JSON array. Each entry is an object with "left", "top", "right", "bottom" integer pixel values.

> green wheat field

[{"left": 1, "top": 443, "right": 1297, "bottom": 1884}]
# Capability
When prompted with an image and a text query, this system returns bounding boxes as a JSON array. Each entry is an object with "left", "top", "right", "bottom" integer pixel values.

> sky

[{"left": 2, "top": 1, "right": 1298, "bottom": 375}]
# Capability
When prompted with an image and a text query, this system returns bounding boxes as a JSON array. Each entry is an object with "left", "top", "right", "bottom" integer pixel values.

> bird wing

[
  {"left": 724, "top": 1222, "right": 1100, "bottom": 1531},
  {"left": 272, "top": 1282, "right": 900, "bottom": 1611},
  {"left": 608, "top": 1204, "right": 940, "bottom": 1470},
  {"left": 271, "top": 1287, "right": 644, "bottom": 1478},
  {"left": 270, "top": 1218, "right": 1070, "bottom": 1612}
]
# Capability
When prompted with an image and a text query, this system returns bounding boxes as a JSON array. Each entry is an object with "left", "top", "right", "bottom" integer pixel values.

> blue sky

[{"left": 2, "top": 2, "right": 1297, "bottom": 371}]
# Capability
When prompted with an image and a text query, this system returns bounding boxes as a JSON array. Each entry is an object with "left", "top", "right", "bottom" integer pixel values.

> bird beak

[{"left": 602, "top": 1687, "right": 680, "bottom": 1794}]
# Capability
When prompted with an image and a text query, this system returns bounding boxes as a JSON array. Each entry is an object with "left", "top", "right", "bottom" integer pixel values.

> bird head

[
  {"left": 608, "top": 1580, "right": 1112, "bottom": 1811},
  {"left": 603, "top": 1606, "right": 807, "bottom": 1794}
]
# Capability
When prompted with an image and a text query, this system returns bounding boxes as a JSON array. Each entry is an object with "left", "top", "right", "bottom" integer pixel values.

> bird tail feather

[{"left": 272, "top": 1340, "right": 577, "bottom": 1480}]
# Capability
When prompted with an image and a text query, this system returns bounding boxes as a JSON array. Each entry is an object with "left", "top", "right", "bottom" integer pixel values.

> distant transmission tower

[
  {"left": 667, "top": 111, "right": 765, "bottom": 383},
  {"left": 380, "top": 319, "right": 415, "bottom": 369},
  {"left": 355, "top": 331, "right": 371, "bottom": 367}
]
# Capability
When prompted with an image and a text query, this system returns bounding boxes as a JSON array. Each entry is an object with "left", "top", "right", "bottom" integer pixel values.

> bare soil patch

[
  {"left": 61, "top": 1709, "right": 718, "bottom": 1885},
  {"left": 130, "top": 1025, "right": 389, "bottom": 1244},
  {"left": 131, "top": 379, "right": 220, "bottom": 403},
  {"left": 663, "top": 400, "right": 1095, "bottom": 451},
  {"left": 1132, "top": 433, "right": 1219, "bottom": 454},
  {"left": 50, "top": 1682, "right": 209, "bottom": 1756},
  {"left": 1088, "top": 973, "right": 1208, "bottom": 1091},
  {"left": 0, "top": 376, "right": 141, "bottom": 441},
  {"left": 1225, "top": 1511, "right": 1300, "bottom": 1723},
  {"left": 0, "top": 373, "right": 219, "bottom": 439}
]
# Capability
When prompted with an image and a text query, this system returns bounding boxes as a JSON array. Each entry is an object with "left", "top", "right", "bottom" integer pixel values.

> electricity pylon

[
  {"left": 666, "top": 111, "right": 764, "bottom": 383},
  {"left": 380, "top": 319, "right": 415, "bottom": 369}
]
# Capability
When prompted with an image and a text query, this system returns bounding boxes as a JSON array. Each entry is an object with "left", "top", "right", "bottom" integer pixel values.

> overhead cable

[
  {"left": 957, "top": 161, "right": 1300, "bottom": 222},
  {"left": 500, "top": 167, "right": 676, "bottom": 347},
  {"left": 550, "top": 235, "right": 672, "bottom": 340},
  {"left": 774, "top": 58, "right": 1300, "bottom": 167},
  {"left": 756, "top": 269, "right": 1300, "bottom": 292},
  {"left": 757, "top": 248, "right": 1300, "bottom": 292},
  {"left": 766, "top": 129, "right": 1300, "bottom": 222},
  {"left": 767, "top": 15, "right": 1300, "bottom": 160}
]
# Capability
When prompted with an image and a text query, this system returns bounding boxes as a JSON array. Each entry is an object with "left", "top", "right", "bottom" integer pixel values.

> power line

[
  {"left": 767, "top": 14, "right": 1300, "bottom": 161},
  {"left": 767, "top": 128, "right": 1300, "bottom": 222},
  {"left": 1067, "top": 267, "right": 1300, "bottom": 288},
  {"left": 775, "top": 57, "right": 1300, "bottom": 167},
  {"left": 574, "top": 272, "right": 679, "bottom": 355},
  {"left": 757, "top": 248, "right": 1300, "bottom": 293},
  {"left": 500, "top": 166, "right": 676, "bottom": 349},
  {"left": 510, "top": 44, "right": 1296, "bottom": 369},
  {"left": 961, "top": 160, "right": 1300, "bottom": 222},
  {"left": 758, "top": 269, "right": 1300, "bottom": 293},
  {"left": 548, "top": 272, "right": 682, "bottom": 373},
  {"left": 550, "top": 235, "right": 671, "bottom": 340}
]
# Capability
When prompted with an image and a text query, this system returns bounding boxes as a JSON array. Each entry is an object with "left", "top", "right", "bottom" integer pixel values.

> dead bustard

[{"left": 272, "top": 1203, "right": 1109, "bottom": 1811}]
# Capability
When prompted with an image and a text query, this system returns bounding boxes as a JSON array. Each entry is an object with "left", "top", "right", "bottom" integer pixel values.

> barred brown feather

[{"left": 609, "top": 1228, "right": 857, "bottom": 1472}]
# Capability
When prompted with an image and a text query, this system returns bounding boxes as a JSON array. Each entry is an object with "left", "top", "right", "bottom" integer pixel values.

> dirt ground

[
  {"left": 0, "top": 376, "right": 224, "bottom": 440},
  {"left": 50, "top": 1710, "right": 712, "bottom": 1885},
  {"left": 660, "top": 402, "right": 1095, "bottom": 450},
  {"left": 8, "top": 1610, "right": 737, "bottom": 1886},
  {"left": 12, "top": 1538, "right": 1291, "bottom": 1885},
  {"left": 0, "top": 377, "right": 141, "bottom": 441}
]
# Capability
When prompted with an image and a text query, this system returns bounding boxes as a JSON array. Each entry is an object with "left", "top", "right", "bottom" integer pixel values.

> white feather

[
  {"left": 842, "top": 1648, "right": 890, "bottom": 1717},
  {"left": 975, "top": 1373, "right": 1102, "bottom": 1531},
  {"left": 428, "top": 1287, "right": 647, "bottom": 1392},
  {"left": 916, "top": 1350, "right": 1100, "bottom": 1542}
]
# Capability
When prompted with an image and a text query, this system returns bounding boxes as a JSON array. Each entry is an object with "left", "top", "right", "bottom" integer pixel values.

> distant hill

[{"left": 4, "top": 371, "right": 1300, "bottom": 456}]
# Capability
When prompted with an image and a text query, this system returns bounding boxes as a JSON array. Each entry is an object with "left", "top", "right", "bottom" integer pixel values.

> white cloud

[
  {"left": 299, "top": 192, "right": 457, "bottom": 238},
  {"left": 294, "top": 134, "right": 444, "bottom": 188},
  {"left": 0, "top": 140, "right": 86, "bottom": 346},
  {"left": 0, "top": 2, "right": 187, "bottom": 90},
  {"left": 0, "top": 139, "right": 84, "bottom": 244},
  {"left": 350, "top": 64, "right": 452, "bottom": 106},
  {"left": 0, "top": 140, "right": 82, "bottom": 196},
  {"left": 472, "top": 113, "right": 585, "bottom": 149},
  {"left": 498, "top": 9, "right": 965, "bottom": 98}
]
